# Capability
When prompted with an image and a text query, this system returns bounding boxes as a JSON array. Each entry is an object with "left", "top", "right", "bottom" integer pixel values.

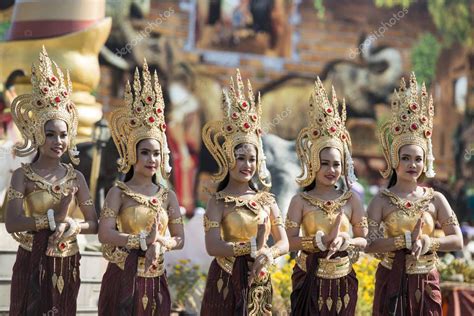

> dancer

[
  {"left": 286, "top": 78, "right": 367, "bottom": 315},
  {"left": 200, "top": 69, "right": 289, "bottom": 315},
  {"left": 98, "top": 60, "right": 184, "bottom": 315},
  {"left": 6, "top": 47, "right": 98, "bottom": 315},
  {"left": 366, "top": 73, "right": 463, "bottom": 315}
]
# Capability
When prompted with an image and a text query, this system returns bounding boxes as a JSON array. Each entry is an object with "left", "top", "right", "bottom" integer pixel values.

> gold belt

[
  {"left": 137, "top": 254, "right": 165, "bottom": 278},
  {"left": 11, "top": 232, "right": 79, "bottom": 257},
  {"left": 296, "top": 252, "right": 352, "bottom": 279},
  {"left": 216, "top": 256, "right": 236, "bottom": 275},
  {"left": 381, "top": 253, "right": 437, "bottom": 274}
]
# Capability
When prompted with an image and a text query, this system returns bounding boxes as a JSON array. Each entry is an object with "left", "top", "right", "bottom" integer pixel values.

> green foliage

[
  {"left": 374, "top": 0, "right": 415, "bottom": 8},
  {"left": 410, "top": 33, "right": 442, "bottom": 88},
  {"left": 0, "top": 22, "right": 10, "bottom": 41},
  {"left": 167, "top": 259, "right": 207, "bottom": 310},
  {"left": 427, "top": 0, "right": 474, "bottom": 47},
  {"left": 313, "top": 0, "right": 326, "bottom": 19}
]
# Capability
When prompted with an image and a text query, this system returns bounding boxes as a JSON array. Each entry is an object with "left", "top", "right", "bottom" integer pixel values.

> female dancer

[
  {"left": 286, "top": 78, "right": 367, "bottom": 315},
  {"left": 200, "top": 70, "right": 289, "bottom": 315},
  {"left": 98, "top": 61, "right": 184, "bottom": 315},
  {"left": 366, "top": 73, "right": 463, "bottom": 315},
  {"left": 5, "top": 47, "right": 98, "bottom": 315}
]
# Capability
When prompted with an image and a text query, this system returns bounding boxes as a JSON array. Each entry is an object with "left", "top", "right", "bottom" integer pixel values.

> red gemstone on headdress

[
  {"left": 257, "top": 128, "right": 262, "bottom": 135},
  {"left": 401, "top": 114, "right": 408, "bottom": 120},
  {"left": 148, "top": 116, "right": 155, "bottom": 123},
  {"left": 326, "top": 108, "right": 333, "bottom": 114},
  {"left": 242, "top": 101, "right": 248, "bottom": 108},
  {"left": 329, "top": 126, "right": 337, "bottom": 133},
  {"left": 422, "top": 92, "right": 427, "bottom": 96},
  {"left": 156, "top": 108, "right": 162, "bottom": 114},
  {"left": 341, "top": 134, "right": 347, "bottom": 140},
  {"left": 251, "top": 114, "right": 258, "bottom": 121},
  {"left": 36, "top": 100, "right": 42, "bottom": 106},
  {"left": 62, "top": 91, "right": 68, "bottom": 97},
  {"left": 243, "top": 122, "right": 250, "bottom": 129},
  {"left": 259, "top": 271, "right": 266, "bottom": 277},
  {"left": 59, "top": 242, "right": 66, "bottom": 251},
  {"left": 42, "top": 87, "right": 49, "bottom": 93},
  {"left": 312, "top": 130, "right": 319, "bottom": 137},
  {"left": 395, "top": 126, "right": 401, "bottom": 132},
  {"left": 161, "top": 123, "right": 167, "bottom": 130},
  {"left": 226, "top": 125, "right": 233, "bottom": 132},
  {"left": 411, "top": 123, "right": 418, "bottom": 130},
  {"left": 420, "top": 116, "right": 427, "bottom": 123},
  {"left": 231, "top": 112, "right": 239, "bottom": 119},
  {"left": 335, "top": 120, "right": 340, "bottom": 126},
  {"left": 54, "top": 96, "right": 61, "bottom": 103},
  {"left": 136, "top": 107, "right": 142, "bottom": 112},
  {"left": 50, "top": 76, "right": 57, "bottom": 82},
  {"left": 425, "top": 130, "right": 432, "bottom": 137},
  {"left": 130, "top": 119, "right": 136, "bottom": 125},
  {"left": 251, "top": 201, "right": 257, "bottom": 207},
  {"left": 405, "top": 201, "right": 412, "bottom": 208},
  {"left": 410, "top": 103, "right": 418, "bottom": 110},
  {"left": 151, "top": 198, "right": 158, "bottom": 205},
  {"left": 146, "top": 96, "right": 153, "bottom": 103},
  {"left": 318, "top": 118, "right": 323, "bottom": 123}
]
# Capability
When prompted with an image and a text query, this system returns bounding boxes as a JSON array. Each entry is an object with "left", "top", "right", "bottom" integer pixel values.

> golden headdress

[
  {"left": 202, "top": 69, "right": 270, "bottom": 187},
  {"left": 296, "top": 77, "right": 356, "bottom": 187},
  {"left": 11, "top": 46, "right": 79, "bottom": 164},
  {"left": 379, "top": 72, "right": 435, "bottom": 179},
  {"left": 109, "top": 60, "right": 171, "bottom": 175}
]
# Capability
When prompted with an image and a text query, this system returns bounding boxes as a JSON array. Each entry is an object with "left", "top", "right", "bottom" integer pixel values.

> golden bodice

[
  {"left": 21, "top": 163, "right": 81, "bottom": 218},
  {"left": 216, "top": 191, "right": 275, "bottom": 243},
  {"left": 300, "top": 191, "right": 352, "bottom": 236},
  {"left": 24, "top": 190, "right": 77, "bottom": 217},
  {"left": 115, "top": 181, "right": 168, "bottom": 235},
  {"left": 382, "top": 188, "right": 435, "bottom": 237}
]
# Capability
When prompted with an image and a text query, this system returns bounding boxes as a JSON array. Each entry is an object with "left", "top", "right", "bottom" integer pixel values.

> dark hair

[
  {"left": 387, "top": 170, "right": 397, "bottom": 188},
  {"left": 303, "top": 180, "right": 316, "bottom": 192},
  {"left": 31, "top": 151, "right": 40, "bottom": 163}
]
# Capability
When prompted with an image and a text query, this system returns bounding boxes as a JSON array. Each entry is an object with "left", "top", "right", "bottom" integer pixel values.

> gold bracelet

[
  {"left": 125, "top": 234, "right": 140, "bottom": 250},
  {"left": 393, "top": 235, "right": 405, "bottom": 250},
  {"left": 232, "top": 241, "right": 251, "bottom": 256},
  {"left": 203, "top": 215, "right": 220, "bottom": 232},
  {"left": 79, "top": 198, "right": 94, "bottom": 206},
  {"left": 34, "top": 215, "right": 49, "bottom": 231},
  {"left": 285, "top": 217, "right": 299, "bottom": 229},
  {"left": 169, "top": 216, "right": 184, "bottom": 225},
  {"left": 100, "top": 206, "right": 117, "bottom": 219},
  {"left": 429, "top": 238, "right": 440, "bottom": 253},
  {"left": 301, "top": 236, "right": 317, "bottom": 252},
  {"left": 7, "top": 187, "right": 24, "bottom": 202},
  {"left": 271, "top": 216, "right": 284, "bottom": 227}
]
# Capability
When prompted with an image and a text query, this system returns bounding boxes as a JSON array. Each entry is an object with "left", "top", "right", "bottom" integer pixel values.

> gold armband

[
  {"left": 232, "top": 241, "right": 251, "bottom": 256},
  {"left": 125, "top": 234, "right": 140, "bottom": 250},
  {"left": 203, "top": 215, "right": 220, "bottom": 232},
  {"left": 271, "top": 215, "right": 284, "bottom": 227},
  {"left": 7, "top": 187, "right": 24, "bottom": 201},
  {"left": 100, "top": 206, "right": 117, "bottom": 219},
  {"left": 301, "top": 236, "right": 316, "bottom": 252},
  {"left": 34, "top": 215, "right": 49, "bottom": 231},
  {"left": 354, "top": 217, "right": 368, "bottom": 229},
  {"left": 169, "top": 216, "right": 184, "bottom": 225}
]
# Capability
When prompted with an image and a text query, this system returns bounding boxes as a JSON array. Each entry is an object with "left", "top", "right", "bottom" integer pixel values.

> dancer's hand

[
  {"left": 411, "top": 216, "right": 424, "bottom": 242},
  {"left": 323, "top": 212, "right": 343, "bottom": 247},
  {"left": 248, "top": 254, "right": 267, "bottom": 286},
  {"left": 145, "top": 243, "right": 160, "bottom": 272},
  {"left": 56, "top": 187, "right": 78, "bottom": 222},
  {"left": 326, "top": 235, "right": 344, "bottom": 259}
]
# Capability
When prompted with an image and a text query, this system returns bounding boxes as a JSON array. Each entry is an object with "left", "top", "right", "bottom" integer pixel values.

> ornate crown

[
  {"left": 379, "top": 72, "right": 435, "bottom": 178},
  {"left": 296, "top": 77, "right": 356, "bottom": 187},
  {"left": 11, "top": 46, "right": 79, "bottom": 164},
  {"left": 109, "top": 60, "right": 171, "bottom": 175},
  {"left": 202, "top": 69, "right": 270, "bottom": 187}
]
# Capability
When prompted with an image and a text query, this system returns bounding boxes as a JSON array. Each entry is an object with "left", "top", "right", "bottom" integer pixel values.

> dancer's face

[
  {"left": 134, "top": 138, "right": 161, "bottom": 178},
  {"left": 39, "top": 119, "right": 69, "bottom": 159},
  {"left": 229, "top": 143, "right": 257, "bottom": 183},
  {"left": 396, "top": 144, "right": 424, "bottom": 182},
  {"left": 315, "top": 147, "right": 342, "bottom": 187}
]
